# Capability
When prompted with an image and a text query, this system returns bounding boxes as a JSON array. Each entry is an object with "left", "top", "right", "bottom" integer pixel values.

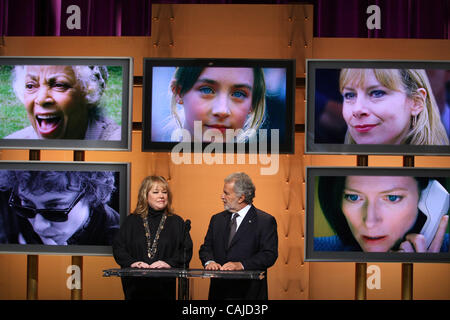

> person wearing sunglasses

[{"left": 0, "top": 170, "right": 119, "bottom": 245}]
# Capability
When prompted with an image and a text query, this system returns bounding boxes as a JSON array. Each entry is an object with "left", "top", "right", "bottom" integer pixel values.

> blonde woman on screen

[{"left": 339, "top": 68, "right": 449, "bottom": 145}]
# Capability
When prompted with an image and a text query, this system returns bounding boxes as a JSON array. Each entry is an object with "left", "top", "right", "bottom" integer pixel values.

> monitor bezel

[
  {"left": 142, "top": 57, "right": 296, "bottom": 154},
  {"left": 305, "top": 166, "right": 450, "bottom": 263},
  {"left": 305, "top": 59, "right": 450, "bottom": 155},
  {"left": 0, "top": 161, "right": 130, "bottom": 256},
  {"left": 0, "top": 56, "right": 133, "bottom": 151}
]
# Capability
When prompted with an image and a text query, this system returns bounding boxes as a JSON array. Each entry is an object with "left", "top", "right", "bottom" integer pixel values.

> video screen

[
  {"left": 142, "top": 58, "right": 295, "bottom": 153},
  {"left": 305, "top": 167, "right": 450, "bottom": 262},
  {"left": 306, "top": 60, "right": 450, "bottom": 155},
  {"left": 0, "top": 57, "right": 132, "bottom": 151},
  {"left": 0, "top": 162, "right": 129, "bottom": 255}
]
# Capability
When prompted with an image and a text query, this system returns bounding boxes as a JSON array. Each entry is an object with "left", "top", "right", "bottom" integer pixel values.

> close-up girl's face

[
  {"left": 341, "top": 176, "right": 420, "bottom": 252},
  {"left": 177, "top": 67, "right": 254, "bottom": 141},
  {"left": 17, "top": 188, "right": 90, "bottom": 245},
  {"left": 147, "top": 183, "right": 168, "bottom": 211},
  {"left": 22, "top": 65, "right": 88, "bottom": 139},
  {"left": 341, "top": 70, "right": 418, "bottom": 144}
]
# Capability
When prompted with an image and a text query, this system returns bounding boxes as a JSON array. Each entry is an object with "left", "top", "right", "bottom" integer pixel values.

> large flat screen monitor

[
  {"left": 0, "top": 57, "right": 133, "bottom": 150},
  {"left": 0, "top": 161, "right": 130, "bottom": 256},
  {"left": 142, "top": 58, "right": 295, "bottom": 154},
  {"left": 306, "top": 60, "right": 450, "bottom": 155},
  {"left": 305, "top": 167, "right": 450, "bottom": 262}
]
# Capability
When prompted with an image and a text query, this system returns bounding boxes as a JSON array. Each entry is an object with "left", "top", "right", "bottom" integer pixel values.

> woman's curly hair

[{"left": 12, "top": 65, "right": 109, "bottom": 110}]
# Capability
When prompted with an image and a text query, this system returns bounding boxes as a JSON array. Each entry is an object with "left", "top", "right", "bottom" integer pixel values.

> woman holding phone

[{"left": 314, "top": 175, "right": 449, "bottom": 252}]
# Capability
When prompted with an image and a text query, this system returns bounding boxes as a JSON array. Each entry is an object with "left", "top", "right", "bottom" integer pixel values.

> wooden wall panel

[
  {"left": 415, "top": 156, "right": 450, "bottom": 168},
  {"left": 152, "top": 4, "right": 313, "bottom": 76},
  {"left": 413, "top": 264, "right": 450, "bottom": 300},
  {"left": 312, "top": 38, "right": 450, "bottom": 61},
  {"left": 308, "top": 262, "right": 354, "bottom": 300},
  {"left": 0, "top": 254, "right": 27, "bottom": 299},
  {"left": 2, "top": 37, "right": 153, "bottom": 76},
  {"left": 37, "top": 256, "right": 71, "bottom": 300},
  {"left": 295, "top": 88, "right": 306, "bottom": 124},
  {"left": 133, "top": 86, "right": 143, "bottom": 123},
  {"left": 83, "top": 256, "right": 123, "bottom": 300}
]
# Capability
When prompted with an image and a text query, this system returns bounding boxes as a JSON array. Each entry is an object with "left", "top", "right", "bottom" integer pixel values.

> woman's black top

[{"left": 112, "top": 208, "right": 193, "bottom": 300}]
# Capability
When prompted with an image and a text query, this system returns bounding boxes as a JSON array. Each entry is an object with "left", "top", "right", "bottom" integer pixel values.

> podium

[{"left": 103, "top": 268, "right": 265, "bottom": 300}]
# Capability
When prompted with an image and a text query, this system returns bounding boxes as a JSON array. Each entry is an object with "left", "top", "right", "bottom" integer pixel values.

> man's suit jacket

[{"left": 199, "top": 205, "right": 278, "bottom": 300}]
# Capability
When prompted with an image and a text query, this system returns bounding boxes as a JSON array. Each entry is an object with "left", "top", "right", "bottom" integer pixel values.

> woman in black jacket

[{"left": 113, "top": 175, "right": 192, "bottom": 300}]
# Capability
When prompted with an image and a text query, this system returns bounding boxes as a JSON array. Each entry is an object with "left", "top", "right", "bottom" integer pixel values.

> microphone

[
  {"left": 185, "top": 219, "right": 191, "bottom": 231},
  {"left": 183, "top": 219, "right": 191, "bottom": 270}
]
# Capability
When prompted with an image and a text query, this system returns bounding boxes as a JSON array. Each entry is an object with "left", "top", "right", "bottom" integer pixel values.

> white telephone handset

[{"left": 418, "top": 180, "right": 449, "bottom": 249}]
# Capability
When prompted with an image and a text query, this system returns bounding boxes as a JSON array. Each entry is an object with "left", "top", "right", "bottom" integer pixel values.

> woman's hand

[
  {"left": 149, "top": 260, "right": 171, "bottom": 269},
  {"left": 399, "top": 215, "right": 449, "bottom": 253},
  {"left": 131, "top": 261, "right": 151, "bottom": 268}
]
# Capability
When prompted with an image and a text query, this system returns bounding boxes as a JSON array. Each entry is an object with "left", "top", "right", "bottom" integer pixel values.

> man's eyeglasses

[{"left": 8, "top": 190, "right": 85, "bottom": 222}]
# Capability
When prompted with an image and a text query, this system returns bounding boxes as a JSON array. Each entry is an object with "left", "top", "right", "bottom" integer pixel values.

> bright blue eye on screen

[
  {"left": 344, "top": 194, "right": 359, "bottom": 202},
  {"left": 199, "top": 87, "right": 214, "bottom": 95},
  {"left": 343, "top": 92, "right": 356, "bottom": 100},
  {"left": 386, "top": 195, "right": 402, "bottom": 202},
  {"left": 370, "top": 90, "right": 386, "bottom": 98},
  {"left": 232, "top": 91, "right": 247, "bottom": 99}
]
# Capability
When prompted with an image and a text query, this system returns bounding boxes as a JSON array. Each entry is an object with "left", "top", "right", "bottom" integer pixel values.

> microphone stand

[{"left": 178, "top": 219, "right": 191, "bottom": 300}]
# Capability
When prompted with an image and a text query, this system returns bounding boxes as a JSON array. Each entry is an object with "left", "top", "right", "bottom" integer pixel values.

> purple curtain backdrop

[
  {"left": 0, "top": 0, "right": 448, "bottom": 38},
  {"left": 0, "top": 0, "right": 152, "bottom": 36},
  {"left": 315, "top": 0, "right": 449, "bottom": 39}
]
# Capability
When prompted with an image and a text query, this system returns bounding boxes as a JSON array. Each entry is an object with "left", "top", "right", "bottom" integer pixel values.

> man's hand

[{"left": 220, "top": 262, "right": 244, "bottom": 271}]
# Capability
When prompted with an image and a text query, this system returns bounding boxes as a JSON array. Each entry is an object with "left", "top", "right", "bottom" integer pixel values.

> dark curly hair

[{"left": 0, "top": 170, "right": 115, "bottom": 208}]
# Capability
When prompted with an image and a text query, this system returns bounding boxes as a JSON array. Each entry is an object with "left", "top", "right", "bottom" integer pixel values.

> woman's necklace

[{"left": 142, "top": 212, "right": 167, "bottom": 259}]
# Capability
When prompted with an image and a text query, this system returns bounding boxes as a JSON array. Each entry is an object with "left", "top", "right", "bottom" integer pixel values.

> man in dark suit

[{"left": 199, "top": 172, "right": 278, "bottom": 300}]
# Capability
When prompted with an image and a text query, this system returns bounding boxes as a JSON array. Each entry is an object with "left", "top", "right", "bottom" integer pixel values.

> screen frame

[
  {"left": 0, "top": 56, "right": 133, "bottom": 151},
  {"left": 305, "top": 166, "right": 450, "bottom": 263},
  {"left": 305, "top": 59, "right": 450, "bottom": 155},
  {"left": 142, "top": 57, "right": 296, "bottom": 154},
  {"left": 0, "top": 161, "right": 130, "bottom": 256}
]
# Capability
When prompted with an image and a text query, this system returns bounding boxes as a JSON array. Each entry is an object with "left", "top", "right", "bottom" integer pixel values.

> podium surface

[{"left": 103, "top": 267, "right": 265, "bottom": 299}]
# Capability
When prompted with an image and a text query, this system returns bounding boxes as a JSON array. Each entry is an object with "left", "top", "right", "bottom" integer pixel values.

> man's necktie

[{"left": 228, "top": 212, "right": 239, "bottom": 246}]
